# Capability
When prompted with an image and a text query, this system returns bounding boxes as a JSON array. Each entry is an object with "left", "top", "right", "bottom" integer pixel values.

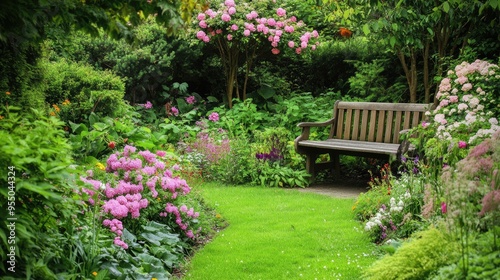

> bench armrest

[
  {"left": 297, "top": 117, "right": 336, "bottom": 128},
  {"left": 294, "top": 117, "right": 336, "bottom": 153}
]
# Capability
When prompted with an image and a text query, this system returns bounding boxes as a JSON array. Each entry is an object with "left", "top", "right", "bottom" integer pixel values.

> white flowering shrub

[{"left": 363, "top": 189, "right": 415, "bottom": 243}]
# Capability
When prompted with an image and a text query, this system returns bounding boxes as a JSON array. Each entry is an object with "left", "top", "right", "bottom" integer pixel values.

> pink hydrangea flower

[
  {"left": 171, "top": 107, "right": 179, "bottom": 116},
  {"left": 221, "top": 13, "right": 231, "bottom": 22},
  {"left": 196, "top": 30, "right": 206, "bottom": 40},
  {"left": 462, "top": 83, "right": 473, "bottom": 91},
  {"left": 276, "top": 7, "right": 286, "bottom": 17},
  {"left": 156, "top": 150, "right": 166, "bottom": 157},
  {"left": 208, "top": 112, "right": 219, "bottom": 122},
  {"left": 185, "top": 95, "right": 196, "bottom": 104},
  {"left": 458, "top": 141, "right": 467, "bottom": 148},
  {"left": 439, "top": 99, "right": 449, "bottom": 107}
]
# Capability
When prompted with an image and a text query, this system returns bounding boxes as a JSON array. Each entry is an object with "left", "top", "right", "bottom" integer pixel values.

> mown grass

[{"left": 180, "top": 182, "right": 379, "bottom": 280}]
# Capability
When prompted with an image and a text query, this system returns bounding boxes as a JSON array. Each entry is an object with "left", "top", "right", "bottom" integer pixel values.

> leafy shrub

[
  {"left": 270, "top": 91, "right": 341, "bottom": 137},
  {"left": 353, "top": 164, "right": 394, "bottom": 221},
  {"left": 432, "top": 228, "right": 500, "bottom": 280},
  {"left": 253, "top": 161, "right": 310, "bottom": 188},
  {"left": 347, "top": 59, "right": 402, "bottom": 102},
  {"left": 0, "top": 42, "right": 46, "bottom": 110},
  {"left": 363, "top": 226, "right": 460, "bottom": 280},
  {"left": 41, "top": 58, "right": 128, "bottom": 124},
  {"left": 0, "top": 107, "right": 79, "bottom": 278},
  {"left": 68, "top": 111, "right": 170, "bottom": 163}
]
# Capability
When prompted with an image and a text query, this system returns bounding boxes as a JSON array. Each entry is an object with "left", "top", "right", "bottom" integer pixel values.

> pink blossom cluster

[
  {"left": 160, "top": 203, "right": 200, "bottom": 239},
  {"left": 102, "top": 193, "right": 148, "bottom": 219},
  {"left": 80, "top": 176, "right": 105, "bottom": 205},
  {"left": 139, "top": 101, "right": 153, "bottom": 109},
  {"left": 195, "top": 1, "right": 319, "bottom": 55},
  {"left": 208, "top": 112, "right": 219, "bottom": 122},
  {"left": 186, "top": 95, "right": 196, "bottom": 104},
  {"left": 102, "top": 219, "right": 127, "bottom": 249},
  {"left": 80, "top": 145, "right": 200, "bottom": 249},
  {"left": 428, "top": 60, "right": 500, "bottom": 144}
]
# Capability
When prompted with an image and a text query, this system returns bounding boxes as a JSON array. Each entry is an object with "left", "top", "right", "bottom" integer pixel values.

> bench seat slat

[{"left": 298, "top": 139, "right": 400, "bottom": 155}]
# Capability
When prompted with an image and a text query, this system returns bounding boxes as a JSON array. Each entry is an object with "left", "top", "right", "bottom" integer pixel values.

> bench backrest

[{"left": 330, "top": 101, "right": 431, "bottom": 144}]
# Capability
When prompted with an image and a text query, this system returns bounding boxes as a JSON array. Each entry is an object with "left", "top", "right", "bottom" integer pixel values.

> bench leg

[
  {"left": 330, "top": 152, "right": 341, "bottom": 178},
  {"left": 305, "top": 154, "right": 318, "bottom": 180}
]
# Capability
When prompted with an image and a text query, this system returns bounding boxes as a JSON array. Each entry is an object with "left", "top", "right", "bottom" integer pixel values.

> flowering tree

[{"left": 194, "top": 0, "right": 320, "bottom": 107}]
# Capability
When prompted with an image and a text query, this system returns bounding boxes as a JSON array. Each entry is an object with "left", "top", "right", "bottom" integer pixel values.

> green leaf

[
  {"left": 92, "top": 122, "right": 109, "bottom": 131},
  {"left": 257, "top": 84, "right": 276, "bottom": 100},
  {"left": 207, "top": 96, "right": 218, "bottom": 103},
  {"left": 362, "top": 24, "right": 370, "bottom": 35},
  {"left": 69, "top": 121, "right": 88, "bottom": 134},
  {"left": 89, "top": 113, "right": 99, "bottom": 126},
  {"left": 135, "top": 140, "right": 155, "bottom": 150},
  {"left": 442, "top": 1, "right": 450, "bottom": 13},
  {"left": 141, "top": 232, "right": 162, "bottom": 246},
  {"left": 390, "top": 36, "right": 397, "bottom": 48}
]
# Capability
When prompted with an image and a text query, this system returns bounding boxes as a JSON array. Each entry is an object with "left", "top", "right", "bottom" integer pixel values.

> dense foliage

[{"left": 1, "top": 0, "right": 499, "bottom": 278}]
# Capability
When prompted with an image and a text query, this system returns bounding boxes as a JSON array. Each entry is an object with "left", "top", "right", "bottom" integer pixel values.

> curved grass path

[{"left": 180, "top": 183, "right": 378, "bottom": 280}]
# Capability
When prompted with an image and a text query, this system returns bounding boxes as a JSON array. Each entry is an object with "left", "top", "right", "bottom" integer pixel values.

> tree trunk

[
  {"left": 216, "top": 38, "right": 239, "bottom": 108},
  {"left": 397, "top": 48, "right": 418, "bottom": 103},
  {"left": 423, "top": 39, "right": 431, "bottom": 103}
]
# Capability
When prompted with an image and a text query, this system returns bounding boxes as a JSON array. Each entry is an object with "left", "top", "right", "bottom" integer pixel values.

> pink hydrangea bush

[
  {"left": 80, "top": 145, "right": 201, "bottom": 249},
  {"left": 411, "top": 60, "right": 500, "bottom": 168}
]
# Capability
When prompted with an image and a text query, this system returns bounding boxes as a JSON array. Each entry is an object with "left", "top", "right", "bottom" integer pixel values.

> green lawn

[{"left": 181, "top": 183, "right": 378, "bottom": 280}]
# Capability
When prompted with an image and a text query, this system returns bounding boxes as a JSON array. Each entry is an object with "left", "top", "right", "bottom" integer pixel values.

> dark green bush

[
  {"left": 41, "top": 58, "right": 128, "bottom": 123},
  {"left": 0, "top": 42, "right": 46, "bottom": 110}
]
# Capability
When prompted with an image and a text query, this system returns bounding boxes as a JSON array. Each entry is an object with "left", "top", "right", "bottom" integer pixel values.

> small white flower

[
  {"left": 404, "top": 191, "right": 411, "bottom": 199},
  {"left": 398, "top": 200, "right": 404, "bottom": 208}
]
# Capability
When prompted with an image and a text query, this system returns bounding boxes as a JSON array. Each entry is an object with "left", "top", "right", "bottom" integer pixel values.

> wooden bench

[{"left": 294, "top": 100, "right": 431, "bottom": 179}]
